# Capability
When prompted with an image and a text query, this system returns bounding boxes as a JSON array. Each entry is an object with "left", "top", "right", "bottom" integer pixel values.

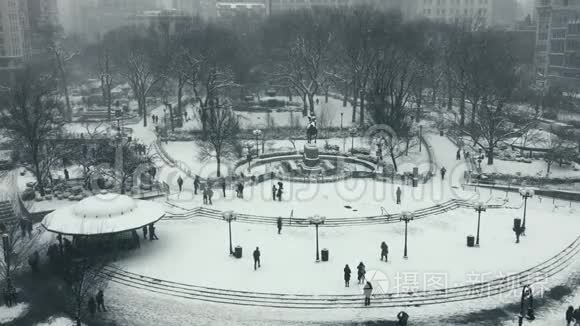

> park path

[{"left": 424, "top": 133, "right": 468, "bottom": 190}]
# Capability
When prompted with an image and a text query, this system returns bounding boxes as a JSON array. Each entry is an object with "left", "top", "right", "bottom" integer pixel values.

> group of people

[
  {"left": 566, "top": 305, "right": 580, "bottom": 325},
  {"left": 142, "top": 223, "right": 159, "bottom": 241},
  {"left": 87, "top": 289, "right": 107, "bottom": 317},
  {"left": 271, "top": 182, "right": 284, "bottom": 201},
  {"left": 19, "top": 217, "right": 33, "bottom": 238},
  {"left": 151, "top": 114, "right": 160, "bottom": 124}
]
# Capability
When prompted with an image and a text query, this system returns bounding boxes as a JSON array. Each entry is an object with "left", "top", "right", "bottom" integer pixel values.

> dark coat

[
  {"left": 381, "top": 242, "right": 389, "bottom": 253},
  {"left": 344, "top": 266, "right": 351, "bottom": 280},
  {"left": 253, "top": 249, "right": 260, "bottom": 260}
]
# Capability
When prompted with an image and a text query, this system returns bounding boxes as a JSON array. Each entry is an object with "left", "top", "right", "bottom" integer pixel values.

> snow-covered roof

[{"left": 41, "top": 192, "right": 165, "bottom": 236}]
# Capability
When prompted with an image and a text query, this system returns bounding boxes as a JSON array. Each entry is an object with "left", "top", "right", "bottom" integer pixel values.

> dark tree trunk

[
  {"left": 390, "top": 148, "right": 398, "bottom": 172},
  {"left": 33, "top": 155, "right": 45, "bottom": 197},
  {"left": 325, "top": 88, "right": 329, "bottom": 103},
  {"left": 216, "top": 156, "right": 221, "bottom": 177},
  {"left": 343, "top": 84, "right": 348, "bottom": 107},
  {"left": 308, "top": 94, "right": 315, "bottom": 116},
  {"left": 141, "top": 96, "right": 148, "bottom": 127},
  {"left": 302, "top": 95, "right": 308, "bottom": 116},
  {"left": 359, "top": 91, "right": 365, "bottom": 125},
  {"left": 460, "top": 91, "right": 466, "bottom": 127},
  {"left": 487, "top": 147, "right": 494, "bottom": 165}
]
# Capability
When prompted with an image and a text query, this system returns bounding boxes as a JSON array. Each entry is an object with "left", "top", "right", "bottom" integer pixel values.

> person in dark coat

[
  {"left": 440, "top": 166, "right": 447, "bottom": 180},
  {"left": 276, "top": 182, "right": 283, "bottom": 201},
  {"left": 220, "top": 177, "right": 226, "bottom": 197},
  {"left": 19, "top": 218, "right": 26, "bottom": 237},
  {"left": 574, "top": 306, "right": 580, "bottom": 326},
  {"left": 207, "top": 188, "right": 213, "bottom": 205},
  {"left": 28, "top": 251, "right": 39, "bottom": 273},
  {"left": 148, "top": 223, "right": 158, "bottom": 240},
  {"left": 64, "top": 168, "right": 70, "bottom": 181},
  {"left": 396, "top": 187, "right": 402, "bottom": 205},
  {"left": 88, "top": 297, "right": 97, "bottom": 317},
  {"left": 343, "top": 264, "right": 351, "bottom": 287},
  {"left": 456, "top": 149, "right": 461, "bottom": 160},
  {"left": 277, "top": 217, "right": 282, "bottom": 234},
  {"left": 96, "top": 290, "right": 106, "bottom": 312},
  {"left": 357, "top": 262, "right": 366, "bottom": 284},
  {"left": 253, "top": 247, "right": 261, "bottom": 270},
  {"left": 26, "top": 219, "right": 32, "bottom": 237},
  {"left": 381, "top": 242, "right": 389, "bottom": 262},
  {"left": 177, "top": 176, "right": 183, "bottom": 193},
  {"left": 363, "top": 281, "right": 373, "bottom": 306},
  {"left": 239, "top": 183, "right": 244, "bottom": 199},
  {"left": 397, "top": 311, "right": 409, "bottom": 326},
  {"left": 194, "top": 176, "right": 200, "bottom": 195},
  {"left": 202, "top": 187, "right": 208, "bottom": 205},
  {"left": 272, "top": 185, "right": 277, "bottom": 201},
  {"left": 142, "top": 226, "right": 148, "bottom": 240},
  {"left": 566, "top": 306, "right": 574, "bottom": 325}
]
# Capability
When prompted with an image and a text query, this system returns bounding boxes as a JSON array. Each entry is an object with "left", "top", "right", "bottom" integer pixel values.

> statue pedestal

[{"left": 303, "top": 144, "right": 320, "bottom": 169}]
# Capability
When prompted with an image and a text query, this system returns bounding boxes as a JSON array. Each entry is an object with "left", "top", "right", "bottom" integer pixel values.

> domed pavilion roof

[{"left": 41, "top": 192, "right": 165, "bottom": 236}]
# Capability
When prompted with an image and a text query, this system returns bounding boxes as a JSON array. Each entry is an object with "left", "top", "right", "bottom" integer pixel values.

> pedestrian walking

[
  {"left": 240, "top": 183, "right": 244, "bottom": 199},
  {"left": 64, "top": 168, "right": 69, "bottom": 181},
  {"left": 177, "top": 176, "right": 183, "bottom": 193},
  {"left": 381, "top": 242, "right": 389, "bottom": 262},
  {"left": 397, "top": 311, "right": 409, "bottom": 326},
  {"left": 19, "top": 218, "right": 26, "bottom": 237},
  {"left": 574, "top": 306, "right": 580, "bottom": 326},
  {"left": 220, "top": 177, "right": 226, "bottom": 197},
  {"left": 253, "top": 247, "right": 261, "bottom": 270},
  {"left": 88, "top": 297, "right": 97, "bottom": 317},
  {"left": 28, "top": 251, "right": 39, "bottom": 273},
  {"left": 272, "top": 185, "right": 277, "bottom": 201},
  {"left": 207, "top": 188, "right": 214, "bottom": 205},
  {"left": 343, "top": 264, "right": 351, "bottom": 287},
  {"left": 440, "top": 166, "right": 447, "bottom": 180},
  {"left": 357, "top": 262, "right": 366, "bottom": 284},
  {"left": 142, "top": 226, "right": 148, "bottom": 240},
  {"left": 194, "top": 176, "right": 200, "bottom": 195},
  {"left": 363, "top": 281, "right": 373, "bottom": 306},
  {"left": 96, "top": 290, "right": 106, "bottom": 312},
  {"left": 202, "top": 187, "right": 208, "bottom": 205},
  {"left": 456, "top": 149, "right": 461, "bottom": 160},
  {"left": 396, "top": 187, "right": 402, "bottom": 205},
  {"left": 148, "top": 223, "right": 158, "bottom": 240},
  {"left": 276, "top": 182, "right": 283, "bottom": 201},
  {"left": 25, "top": 219, "right": 32, "bottom": 237},
  {"left": 566, "top": 306, "right": 574, "bottom": 325},
  {"left": 277, "top": 217, "right": 282, "bottom": 234}
]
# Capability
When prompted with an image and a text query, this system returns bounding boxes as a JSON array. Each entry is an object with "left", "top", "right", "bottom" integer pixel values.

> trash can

[
  {"left": 466, "top": 235, "right": 475, "bottom": 247},
  {"left": 439, "top": 130, "right": 444, "bottom": 136},
  {"left": 234, "top": 246, "right": 243, "bottom": 259},
  {"left": 321, "top": 248, "right": 329, "bottom": 262},
  {"left": 412, "top": 178, "right": 418, "bottom": 187}
]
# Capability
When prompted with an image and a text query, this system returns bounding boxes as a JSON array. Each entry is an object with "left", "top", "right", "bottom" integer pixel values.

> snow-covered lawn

[
  {"left": 116, "top": 192, "right": 579, "bottom": 296},
  {"left": 34, "top": 316, "right": 82, "bottom": 326},
  {"left": 0, "top": 302, "right": 29, "bottom": 324},
  {"left": 482, "top": 159, "right": 580, "bottom": 178}
]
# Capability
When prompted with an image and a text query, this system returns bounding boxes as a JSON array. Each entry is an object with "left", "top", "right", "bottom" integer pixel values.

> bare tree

[
  {"left": 0, "top": 64, "right": 64, "bottom": 196},
  {"left": 196, "top": 104, "right": 240, "bottom": 177},
  {"left": 98, "top": 43, "right": 114, "bottom": 121}
]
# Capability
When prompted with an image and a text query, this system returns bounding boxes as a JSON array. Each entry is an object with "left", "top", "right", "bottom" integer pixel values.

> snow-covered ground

[
  {"left": 34, "top": 316, "right": 82, "bottom": 326},
  {"left": 117, "top": 192, "right": 579, "bottom": 295},
  {"left": 482, "top": 158, "right": 580, "bottom": 178},
  {"left": 0, "top": 303, "right": 29, "bottom": 324}
]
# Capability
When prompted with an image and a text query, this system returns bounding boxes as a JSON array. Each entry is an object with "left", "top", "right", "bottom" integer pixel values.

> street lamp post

[
  {"left": 473, "top": 201, "right": 486, "bottom": 247},
  {"left": 419, "top": 125, "right": 423, "bottom": 152},
  {"left": 115, "top": 100, "right": 122, "bottom": 138},
  {"left": 349, "top": 127, "right": 357, "bottom": 152},
  {"left": 519, "top": 187, "right": 534, "bottom": 233},
  {"left": 2, "top": 234, "right": 11, "bottom": 290},
  {"left": 340, "top": 112, "right": 344, "bottom": 129},
  {"left": 400, "top": 211, "right": 414, "bottom": 259},
  {"left": 253, "top": 129, "right": 262, "bottom": 156},
  {"left": 308, "top": 215, "right": 326, "bottom": 262},
  {"left": 222, "top": 211, "right": 237, "bottom": 255}
]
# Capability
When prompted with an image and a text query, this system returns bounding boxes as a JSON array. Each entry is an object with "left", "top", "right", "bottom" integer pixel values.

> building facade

[
  {"left": 535, "top": 0, "right": 580, "bottom": 89},
  {"left": 0, "top": 0, "right": 31, "bottom": 70},
  {"left": 407, "top": 0, "right": 517, "bottom": 28}
]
